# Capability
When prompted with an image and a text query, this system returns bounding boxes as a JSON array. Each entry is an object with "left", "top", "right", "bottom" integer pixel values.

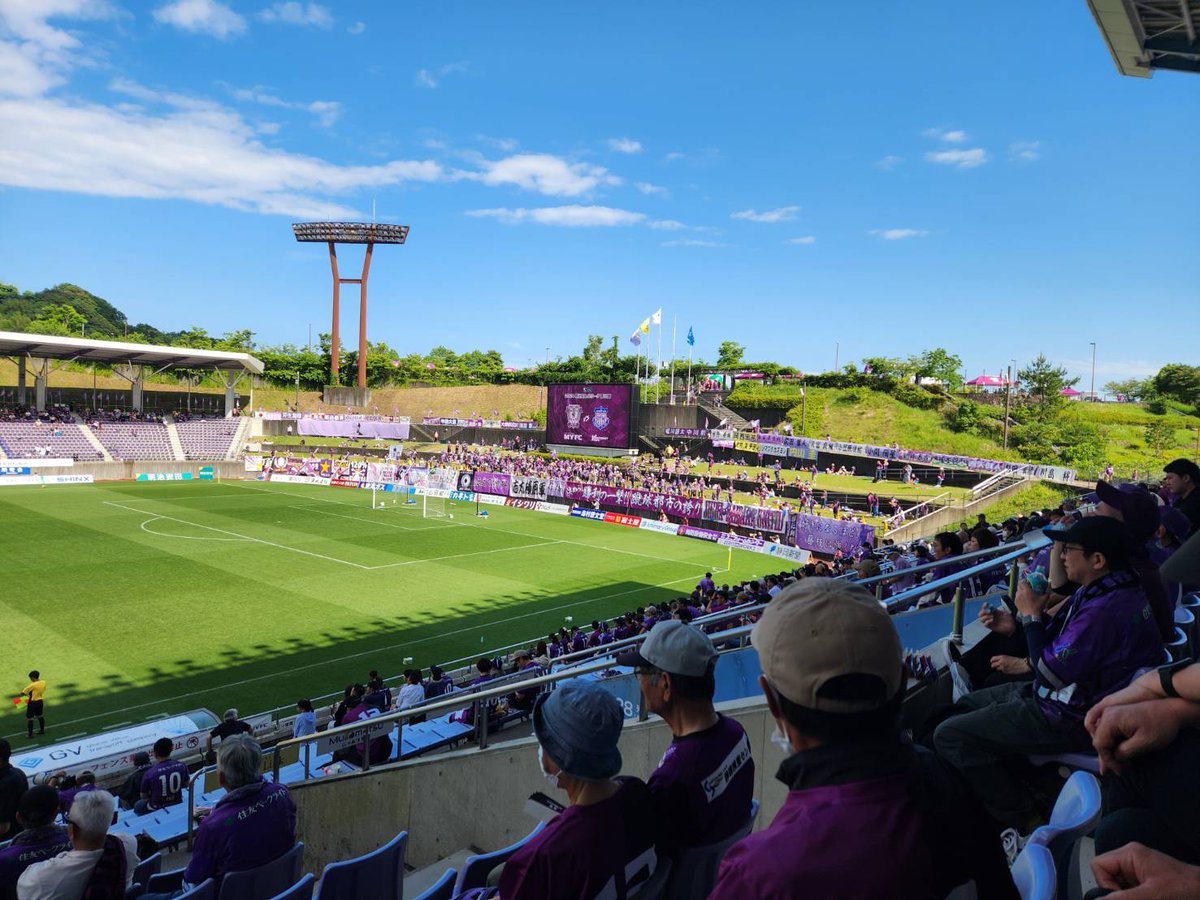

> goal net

[{"left": 422, "top": 490, "right": 447, "bottom": 519}]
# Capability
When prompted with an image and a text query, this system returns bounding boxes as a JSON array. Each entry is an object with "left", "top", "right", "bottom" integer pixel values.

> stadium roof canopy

[
  {"left": 1088, "top": 0, "right": 1200, "bottom": 76},
  {"left": 0, "top": 330, "right": 264, "bottom": 375}
]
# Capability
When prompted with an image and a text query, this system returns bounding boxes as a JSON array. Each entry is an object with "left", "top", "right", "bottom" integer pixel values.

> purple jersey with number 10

[{"left": 142, "top": 759, "right": 190, "bottom": 809}]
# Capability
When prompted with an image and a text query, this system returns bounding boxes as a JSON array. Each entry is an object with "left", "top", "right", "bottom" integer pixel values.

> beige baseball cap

[{"left": 751, "top": 578, "right": 903, "bottom": 713}]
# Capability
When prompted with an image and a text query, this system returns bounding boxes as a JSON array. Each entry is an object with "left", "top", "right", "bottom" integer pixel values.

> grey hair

[
  {"left": 223, "top": 708, "right": 239, "bottom": 721},
  {"left": 217, "top": 734, "right": 262, "bottom": 790},
  {"left": 70, "top": 790, "right": 116, "bottom": 839}
]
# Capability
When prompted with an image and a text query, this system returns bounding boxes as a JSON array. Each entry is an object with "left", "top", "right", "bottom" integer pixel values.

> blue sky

[{"left": 0, "top": 1, "right": 1196, "bottom": 388}]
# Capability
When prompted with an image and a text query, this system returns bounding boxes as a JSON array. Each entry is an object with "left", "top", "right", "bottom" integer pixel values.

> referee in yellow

[{"left": 22, "top": 670, "right": 45, "bottom": 739}]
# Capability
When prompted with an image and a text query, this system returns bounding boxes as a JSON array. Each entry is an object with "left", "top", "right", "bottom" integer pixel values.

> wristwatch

[
  {"left": 1158, "top": 658, "right": 1194, "bottom": 699},
  {"left": 1016, "top": 613, "right": 1041, "bottom": 627}
]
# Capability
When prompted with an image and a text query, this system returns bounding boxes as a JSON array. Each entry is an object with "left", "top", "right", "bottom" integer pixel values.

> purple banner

[
  {"left": 545, "top": 384, "right": 632, "bottom": 449},
  {"left": 680, "top": 525, "right": 723, "bottom": 542},
  {"left": 561, "top": 482, "right": 705, "bottom": 519},
  {"left": 472, "top": 471, "right": 511, "bottom": 496},
  {"left": 701, "top": 500, "right": 789, "bottom": 534},
  {"left": 791, "top": 513, "right": 876, "bottom": 556}
]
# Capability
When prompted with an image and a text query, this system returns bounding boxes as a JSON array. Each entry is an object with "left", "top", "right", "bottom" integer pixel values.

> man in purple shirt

[
  {"left": 181, "top": 735, "right": 296, "bottom": 892},
  {"left": 0, "top": 786, "right": 69, "bottom": 900},
  {"left": 497, "top": 681, "right": 659, "bottom": 899},
  {"left": 710, "top": 579, "right": 1014, "bottom": 900},
  {"left": 616, "top": 621, "right": 754, "bottom": 859},
  {"left": 136, "top": 738, "right": 190, "bottom": 814},
  {"left": 934, "top": 516, "right": 1163, "bottom": 834},
  {"left": 697, "top": 572, "right": 716, "bottom": 594}
]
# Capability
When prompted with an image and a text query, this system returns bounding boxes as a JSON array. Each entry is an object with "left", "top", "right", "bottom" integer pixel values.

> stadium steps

[
  {"left": 73, "top": 414, "right": 114, "bottom": 461},
  {"left": 405, "top": 848, "right": 479, "bottom": 895},
  {"left": 226, "top": 415, "right": 251, "bottom": 460},
  {"left": 163, "top": 415, "right": 187, "bottom": 461},
  {"left": 696, "top": 396, "right": 748, "bottom": 430}
]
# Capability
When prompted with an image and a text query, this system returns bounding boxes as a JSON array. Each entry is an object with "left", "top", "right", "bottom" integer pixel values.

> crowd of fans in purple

[{"left": 2, "top": 457, "right": 1199, "bottom": 897}]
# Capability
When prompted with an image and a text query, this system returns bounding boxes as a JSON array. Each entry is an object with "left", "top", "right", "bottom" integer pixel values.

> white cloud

[
  {"left": 226, "top": 84, "right": 342, "bottom": 127},
  {"left": 466, "top": 206, "right": 647, "bottom": 227},
  {"left": 469, "top": 153, "right": 619, "bottom": 197},
  {"left": 785, "top": 236, "right": 816, "bottom": 245},
  {"left": 869, "top": 229, "right": 928, "bottom": 240},
  {"left": 607, "top": 137, "right": 642, "bottom": 154},
  {"left": 923, "top": 127, "right": 968, "bottom": 143},
  {"left": 0, "top": 93, "right": 442, "bottom": 217},
  {"left": 635, "top": 181, "right": 666, "bottom": 196},
  {"left": 663, "top": 239, "right": 723, "bottom": 247},
  {"left": 664, "top": 151, "right": 685, "bottom": 161},
  {"left": 0, "top": 0, "right": 117, "bottom": 97},
  {"left": 413, "top": 61, "right": 468, "bottom": 89},
  {"left": 1009, "top": 140, "right": 1040, "bottom": 161},
  {"left": 731, "top": 205, "right": 800, "bottom": 223},
  {"left": 346, "top": 20, "right": 364, "bottom": 35},
  {"left": 259, "top": 2, "right": 333, "bottom": 28},
  {"left": 647, "top": 219, "right": 687, "bottom": 231},
  {"left": 875, "top": 155, "right": 903, "bottom": 170},
  {"left": 152, "top": 0, "right": 246, "bottom": 38},
  {"left": 924, "top": 148, "right": 988, "bottom": 169}
]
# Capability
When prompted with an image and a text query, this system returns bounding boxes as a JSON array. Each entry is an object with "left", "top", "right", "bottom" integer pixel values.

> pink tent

[
  {"left": 1060, "top": 387, "right": 1082, "bottom": 397},
  {"left": 966, "top": 374, "right": 1006, "bottom": 387}
]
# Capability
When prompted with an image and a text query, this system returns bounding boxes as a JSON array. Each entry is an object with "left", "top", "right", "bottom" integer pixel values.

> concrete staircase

[
  {"left": 163, "top": 415, "right": 187, "bottom": 461},
  {"left": 226, "top": 416, "right": 252, "bottom": 460},
  {"left": 696, "top": 395, "right": 750, "bottom": 430},
  {"left": 72, "top": 414, "right": 113, "bottom": 462}
]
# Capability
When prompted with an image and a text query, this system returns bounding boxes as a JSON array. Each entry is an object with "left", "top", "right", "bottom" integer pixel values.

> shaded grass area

[{"left": 0, "top": 481, "right": 766, "bottom": 747}]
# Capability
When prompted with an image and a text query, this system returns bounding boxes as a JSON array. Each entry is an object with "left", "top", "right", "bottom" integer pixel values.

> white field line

[
  {"left": 140, "top": 517, "right": 248, "bottom": 542},
  {"left": 365, "top": 540, "right": 563, "bottom": 570},
  {"left": 104, "top": 500, "right": 371, "bottom": 569},
  {"left": 287, "top": 504, "right": 456, "bottom": 532},
  {"left": 0, "top": 571, "right": 711, "bottom": 741}
]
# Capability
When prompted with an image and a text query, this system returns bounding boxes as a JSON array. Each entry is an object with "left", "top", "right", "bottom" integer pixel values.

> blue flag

[{"left": 686, "top": 327, "right": 695, "bottom": 347}]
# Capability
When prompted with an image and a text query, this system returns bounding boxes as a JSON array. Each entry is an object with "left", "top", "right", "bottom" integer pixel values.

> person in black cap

[
  {"left": 616, "top": 621, "right": 754, "bottom": 859},
  {"left": 934, "top": 516, "right": 1162, "bottom": 843},
  {"left": 496, "top": 680, "right": 659, "bottom": 899},
  {"left": 116, "top": 751, "right": 152, "bottom": 811}
]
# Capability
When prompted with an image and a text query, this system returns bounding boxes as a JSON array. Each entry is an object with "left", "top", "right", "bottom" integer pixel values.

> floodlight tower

[{"left": 292, "top": 222, "right": 410, "bottom": 390}]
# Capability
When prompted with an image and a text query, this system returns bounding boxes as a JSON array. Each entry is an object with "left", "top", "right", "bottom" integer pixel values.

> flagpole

[
  {"left": 656, "top": 316, "right": 663, "bottom": 404},
  {"left": 669, "top": 315, "right": 677, "bottom": 405}
]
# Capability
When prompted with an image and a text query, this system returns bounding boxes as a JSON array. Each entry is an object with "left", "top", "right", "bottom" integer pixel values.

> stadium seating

[
  {"left": 665, "top": 799, "right": 759, "bottom": 900},
  {"left": 218, "top": 842, "right": 305, "bottom": 900},
  {"left": 0, "top": 420, "right": 103, "bottom": 460},
  {"left": 1176, "top": 605, "right": 1198, "bottom": 657},
  {"left": 629, "top": 857, "right": 672, "bottom": 899},
  {"left": 1028, "top": 771, "right": 1102, "bottom": 893},
  {"left": 452, "top": 822, "right": 546, "bottom": 894},
  {"left": 1009, "top": 843, "right": 1055, "bottom": 900},
  {"left": 93, "top": 421, "right": 175, "bottom": 460},
  {"left": 314, "top": 829, "right": 407, "bottom": 900},
  {"left": 178, "top": 880, "right": 215, "bottom": 899},
  {"left": 268, "top": 874, "right": 315, "bottom": 900},
  {"left": 175, "top": 418, "right": 241, "bottom": 459},
  {"left": 411, "top": 868, "right": 456, "bottom": 900},
  {"left": 1167, "top": 625, "right": 1190, "bottom": 662}
]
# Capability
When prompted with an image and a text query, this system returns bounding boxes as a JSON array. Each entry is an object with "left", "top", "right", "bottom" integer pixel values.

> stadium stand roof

[
  {"left": 0, "top": 330, "right": 264, "bottom": 374},
  {"left": 1088, "top": 0, "right": 1200, "bottom": 76}
]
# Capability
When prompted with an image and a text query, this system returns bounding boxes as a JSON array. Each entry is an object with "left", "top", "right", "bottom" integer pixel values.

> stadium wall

[
  {"left": 290, "top": 696, "right": 782, "bottom": 874},
  {"left": 19, "top": 461, "right": 245, "bottom": 481}
]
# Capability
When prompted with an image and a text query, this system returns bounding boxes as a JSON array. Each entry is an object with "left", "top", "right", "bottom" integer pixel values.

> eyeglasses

[
  {"left": 1061, "top": 544, "right": 1086, "bottom": 554},
  {"left": 634, "top": 667, "right": 660, "bottom": 678}
]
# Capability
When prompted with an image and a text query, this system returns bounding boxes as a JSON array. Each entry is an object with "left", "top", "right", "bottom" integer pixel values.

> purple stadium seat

[
  {"left": 314, "top": 830, "right": 407, "bottom": 900},
  {"left": 452, "top": 823, "right": 546, "bottom": 894},
  {"left": 411, "top": 868, "right": 456, "bottom": 900},
  {"left": 267, "top": 873, "right": 315, "bottom": 900},
  {"left": 218, "top": 842, "right": 304, "bottom": 900}
]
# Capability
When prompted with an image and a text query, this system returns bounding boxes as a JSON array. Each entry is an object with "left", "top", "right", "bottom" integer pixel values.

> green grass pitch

[{"left": 0, "top": 480, "right": 768, "bottom": 749}]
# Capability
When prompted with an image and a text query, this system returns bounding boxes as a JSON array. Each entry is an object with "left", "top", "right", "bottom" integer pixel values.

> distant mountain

[{"left": 0, "top": 281, "right": 163, "bottom": 340}]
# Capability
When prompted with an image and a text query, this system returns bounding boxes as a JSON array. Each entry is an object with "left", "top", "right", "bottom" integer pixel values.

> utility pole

[
  {"left": 1089, "top": 341, "right": 1097, "bottom": 402},
  {"left": 801, "top": 378, "right": 807, "bottom": 435},
  {"left": 834, "top": 341, "right": 840, "bottom": 372},
  {"left": 1003, "top": 363, "right": 1013, "bottom": 450},
  {"left": 295, "top": 370, "right": 300, "bottom": 411}
]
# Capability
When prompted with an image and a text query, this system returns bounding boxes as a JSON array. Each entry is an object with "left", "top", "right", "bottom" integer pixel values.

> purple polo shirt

[
  {"left": 57, "top": 783, "right": 96, "bottom": 815},
  {"left": 498, "top": 778, "right": 659, "bottom": 900},
  {"left": 0, "top": 826, "right": 70, "bottom": 897},
  {"left": 1034, "top": 571, "right": 1163, "bottom": 724},
  {"left": 710, "top": 775, "right": 930, "bottom": 899},
  {"left": 142, "top": 758, "right": 190, "bottom": 809},
  {"left": 184, "top": 780, "right": 296, "bottom": 886},
  {"left": 647, "top": 715, "right": 754, "bottom": 855}
]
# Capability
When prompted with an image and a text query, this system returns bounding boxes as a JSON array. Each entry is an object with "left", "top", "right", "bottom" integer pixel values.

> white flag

[{"left": 650, "top": 308, "right": 662, "bottom": 325}]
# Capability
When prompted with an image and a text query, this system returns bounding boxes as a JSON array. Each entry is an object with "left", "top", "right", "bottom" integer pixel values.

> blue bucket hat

[{"left": 533, "top": 680, "right": 623, "bottom": 781}]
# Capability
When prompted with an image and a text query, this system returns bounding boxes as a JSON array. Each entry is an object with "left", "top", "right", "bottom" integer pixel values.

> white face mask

[
  {"left": 537, "top": 744, "right": 561, "bottom": 790},
  {"left": 769, "top": 723, "right": 795, "bottom": 755}
]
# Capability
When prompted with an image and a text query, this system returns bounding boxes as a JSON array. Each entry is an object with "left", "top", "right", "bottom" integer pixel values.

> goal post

[{"left": 423, "top": 490, "right": 447, "bottom": 519}]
